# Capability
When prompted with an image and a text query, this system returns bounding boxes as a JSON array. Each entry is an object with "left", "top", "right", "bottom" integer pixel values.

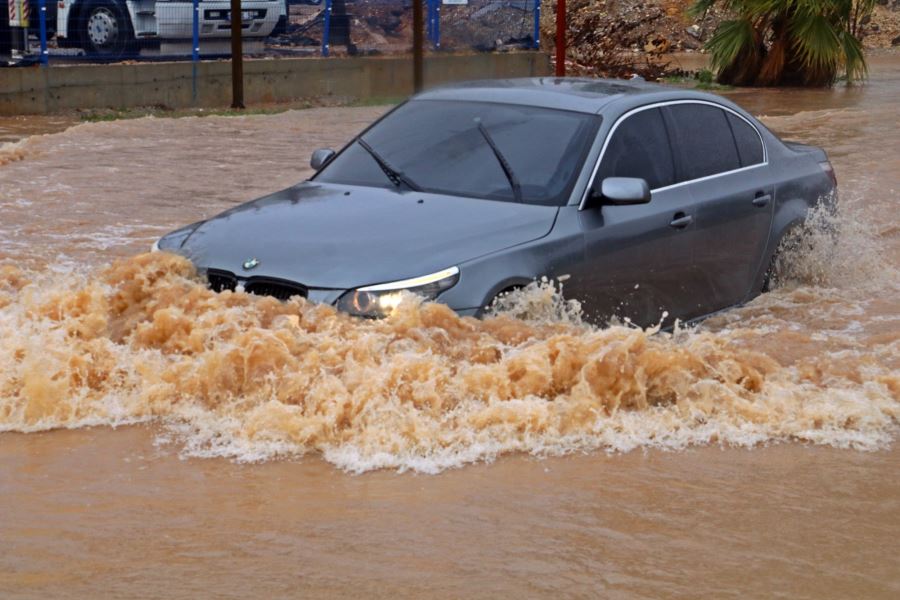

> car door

[
  {"left": 564, "top": 106, "right": 706, "bottom": 327},
  {"left": 663, "top": 103, "right": 774, "bottom": 315}
]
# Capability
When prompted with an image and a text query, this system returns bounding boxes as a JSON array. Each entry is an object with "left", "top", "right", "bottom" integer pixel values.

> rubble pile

[
  {"left": 270, "top": 0, "right": 540, "bottom": 54},
  {"left": 540, "top": 0, "right": 726, "bottom": 79},
  {"left": 864, "top": 2, "right": 900, "bottom": 47},
  {"left": 440, "top": 1, "right": 537, "bottom": 51}
]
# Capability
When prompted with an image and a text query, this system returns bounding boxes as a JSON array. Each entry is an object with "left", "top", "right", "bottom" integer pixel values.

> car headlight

[
  {"left": 336, "top": 266, "right": 460, "bottom": 318},
  {"left": 151, "top": 222, "right": 203, "bottom": 253}
]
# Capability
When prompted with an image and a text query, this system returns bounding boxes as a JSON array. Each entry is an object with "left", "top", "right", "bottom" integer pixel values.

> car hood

[{"left": 180, "top": 182, "right": 558, "bottom": 289}]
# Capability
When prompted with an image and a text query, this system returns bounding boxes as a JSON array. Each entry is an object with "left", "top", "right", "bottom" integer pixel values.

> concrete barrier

[{"left": 0, "top": 52, "right": 550, "bottom": 115}]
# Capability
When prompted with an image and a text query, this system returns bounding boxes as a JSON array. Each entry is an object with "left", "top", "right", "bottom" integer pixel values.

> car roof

[{"left": 415, "top": 77, "right": 734, "bottom": 116}]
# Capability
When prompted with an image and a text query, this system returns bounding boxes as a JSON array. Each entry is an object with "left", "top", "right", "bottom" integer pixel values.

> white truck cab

[{"left": 47, "top": 0, "right": 281, "bottom": 57}]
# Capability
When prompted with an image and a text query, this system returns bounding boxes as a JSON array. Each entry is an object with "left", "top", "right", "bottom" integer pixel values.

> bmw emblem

[{"left": 242, "top": 257, "right": 260, "bottom": 271}]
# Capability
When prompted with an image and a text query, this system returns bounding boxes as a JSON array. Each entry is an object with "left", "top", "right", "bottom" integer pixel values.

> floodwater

[
  {"left": 1, "top": 59, "right": 899, "bottom": 597},
  {"left": 0, "top": 115, "right": 77, "bottom": 145}
]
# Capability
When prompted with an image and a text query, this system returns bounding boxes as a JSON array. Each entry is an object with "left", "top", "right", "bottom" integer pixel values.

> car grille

[
  {"left": 207, "top": 269, "right": 238, "bottom": 293},
  {"left": 204, "top": 269, "right": 308, "bottom": 301},
  {"left": 244, "top": 278, "right": 308, "bottom": 301}
]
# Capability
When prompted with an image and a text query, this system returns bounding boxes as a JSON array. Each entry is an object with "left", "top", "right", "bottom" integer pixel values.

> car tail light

[{"left": 819, "top": 161, "right": 837, "bottom": 188}]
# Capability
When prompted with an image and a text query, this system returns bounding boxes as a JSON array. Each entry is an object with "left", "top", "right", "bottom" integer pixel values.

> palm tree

[{"left": 691, "top": 0, "right": 874, "bottom": 86}]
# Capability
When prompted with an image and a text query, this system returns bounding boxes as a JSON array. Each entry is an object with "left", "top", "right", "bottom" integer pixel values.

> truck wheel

[{"left": 79, "top": 0, "right": 134, "bottom": 57}]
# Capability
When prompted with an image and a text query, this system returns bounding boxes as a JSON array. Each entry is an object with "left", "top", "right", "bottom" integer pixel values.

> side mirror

[
  {"left": 310, "top": 148, "right": 336, "bottom": 171},
  {"left": 586, "top": 177, "right": 651, "bottom": 208}
]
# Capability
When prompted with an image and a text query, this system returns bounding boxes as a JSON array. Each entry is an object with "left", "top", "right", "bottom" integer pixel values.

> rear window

[
  {"left": 727, "top": 113, "right": 765, "bottom": 166},
  {"left": 668, "top": 104, "right": 741, "bottom": 181},
  {"left": 595, "top": 107, "right": 676, "bottom": 190}
]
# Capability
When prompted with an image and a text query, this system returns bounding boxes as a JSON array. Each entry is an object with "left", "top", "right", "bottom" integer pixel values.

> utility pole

[
  {"left": 555, "top": 0, "right": 566, "bottom": 77},
  {"left": 230, "top": 0, "right": 245, "bottom": 109},
  {"left": 413, "top": 0, "right": 424, "bottom": 92}
]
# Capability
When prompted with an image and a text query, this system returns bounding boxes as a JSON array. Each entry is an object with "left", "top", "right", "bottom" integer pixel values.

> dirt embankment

[
  {"left": 545, "top": 0, "right": 900, "bottom": 78},
  {"left": 866, "top": 2, "right": 900, "bottom": 48},
  {"left": 269, "top": 0, "right": 900, "bottom": 72}
]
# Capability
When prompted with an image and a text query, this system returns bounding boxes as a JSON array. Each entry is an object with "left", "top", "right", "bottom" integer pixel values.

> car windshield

[{"left": 314, "top": 100, "right": 600, "bottom": 206}]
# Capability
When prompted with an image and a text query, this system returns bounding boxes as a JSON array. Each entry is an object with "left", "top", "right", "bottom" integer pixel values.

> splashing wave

[{"left": 0, "top": 250, "right": 896, "bottom": 473}]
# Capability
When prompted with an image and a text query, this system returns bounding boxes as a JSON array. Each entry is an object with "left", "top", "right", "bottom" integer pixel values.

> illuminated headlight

[{"left": 336, "top": 266, "right": 460, "bottom": 318}]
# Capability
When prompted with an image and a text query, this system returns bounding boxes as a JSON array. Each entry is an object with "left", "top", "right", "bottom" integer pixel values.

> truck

[{"left": 3, "top": 0, "right": 284, "bottom": 59}]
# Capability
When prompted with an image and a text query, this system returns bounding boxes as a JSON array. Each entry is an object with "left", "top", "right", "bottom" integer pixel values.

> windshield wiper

[
  {"left": 357, "top": 137, "right": 421, "bottom": 191},
  {"left": 475, "top": 120, "right": 523, "bottom": 203}
]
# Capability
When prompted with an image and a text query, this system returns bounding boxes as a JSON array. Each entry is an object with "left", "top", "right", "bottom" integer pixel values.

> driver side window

[{"left": 595, "top": 107, "right": 676, "bottom": 191}]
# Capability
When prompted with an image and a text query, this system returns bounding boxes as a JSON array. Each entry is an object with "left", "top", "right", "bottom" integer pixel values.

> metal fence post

[
  {"left": 230, "top": 0, "right": 244, "bottom": 108},
  {"left": 413, "top": 0, "right": 423, "bottom": 91},
  {"left": 533, "top": 0, "right": 540, "bottom": 49},
  {"left": 192, "top": 0, "right": 199, "bottom": 102},
  {"left": 427, "top": 0, "right": 439, "bottom": 47},
  {"left": 322, "top": 0, "right": 332, "bottom": 57},
  {"left": 192, "top": 0, "right": 200, "bottom": 61},
  {"left": 38, "top": 0, "right": 48, "bottom": 65},
  {"left": 555, "top": 0, "right": 565, "bottom": 76},
  {"left": 434, "top": 0, "right": 440, "bottom": 49}
]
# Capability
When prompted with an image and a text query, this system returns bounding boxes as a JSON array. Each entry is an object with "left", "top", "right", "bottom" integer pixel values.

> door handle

[
  {"left": 752, "top": 193, "right": 772, "bottom": 207},
  {"left": 670, "top": 213, "right": 693, "bottom": 229}
]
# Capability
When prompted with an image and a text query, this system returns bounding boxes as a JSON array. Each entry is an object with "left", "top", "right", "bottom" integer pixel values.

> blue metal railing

[
  {"left": 38, "top": 0, "right": 48, "bottom": 66},
  {"left": 322, "top": 0, "right": 333, "bottom": 57},
  {"left": 30, "top": 0, "right": 539, "bottom": 64}
]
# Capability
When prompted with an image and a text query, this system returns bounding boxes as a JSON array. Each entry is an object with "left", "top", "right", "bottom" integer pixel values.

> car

[{"left": 152, "top": 77, "right": 837, "bottom": 326}]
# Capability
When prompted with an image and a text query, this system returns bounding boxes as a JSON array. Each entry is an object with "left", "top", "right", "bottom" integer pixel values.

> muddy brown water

[{"left": 1, "top": 58, "right": 898, "bottom": 598}]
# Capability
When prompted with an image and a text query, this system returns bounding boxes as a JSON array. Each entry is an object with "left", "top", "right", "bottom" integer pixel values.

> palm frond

[
  {"left": 746, "top": 0, "right": 792, "bottom": 19},
  {"left": 706, "top": 18, "right": 758, "bottom": 74},
  {"left": 790, "top": 12, "right": 841, "bottom": 77},
  {"left": 695, "top": 0, "right": 871, "bottom": 87},
  {"left": 838, "top": 29, "right": 868, "bottom": 82}
]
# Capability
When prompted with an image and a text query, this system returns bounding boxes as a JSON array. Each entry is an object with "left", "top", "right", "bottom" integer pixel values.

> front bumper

[{"left": 156, "top": 1, "right": 280, "bottom": 39}]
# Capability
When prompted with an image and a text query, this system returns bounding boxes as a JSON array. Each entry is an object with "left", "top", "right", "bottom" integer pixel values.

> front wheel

[{"left": 79, "top": 0, "right": 134, "bottom": 58}]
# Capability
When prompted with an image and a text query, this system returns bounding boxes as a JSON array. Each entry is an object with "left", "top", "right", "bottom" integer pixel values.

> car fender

[
  {"left": 438, "top": 212, "right": 583, "bottom": 315},
  {"left": 438, "top": 250, "right": 553, "bottom": 315},
  {"left": 472, "top": 276, "right": 540, "bottom": 317}
]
